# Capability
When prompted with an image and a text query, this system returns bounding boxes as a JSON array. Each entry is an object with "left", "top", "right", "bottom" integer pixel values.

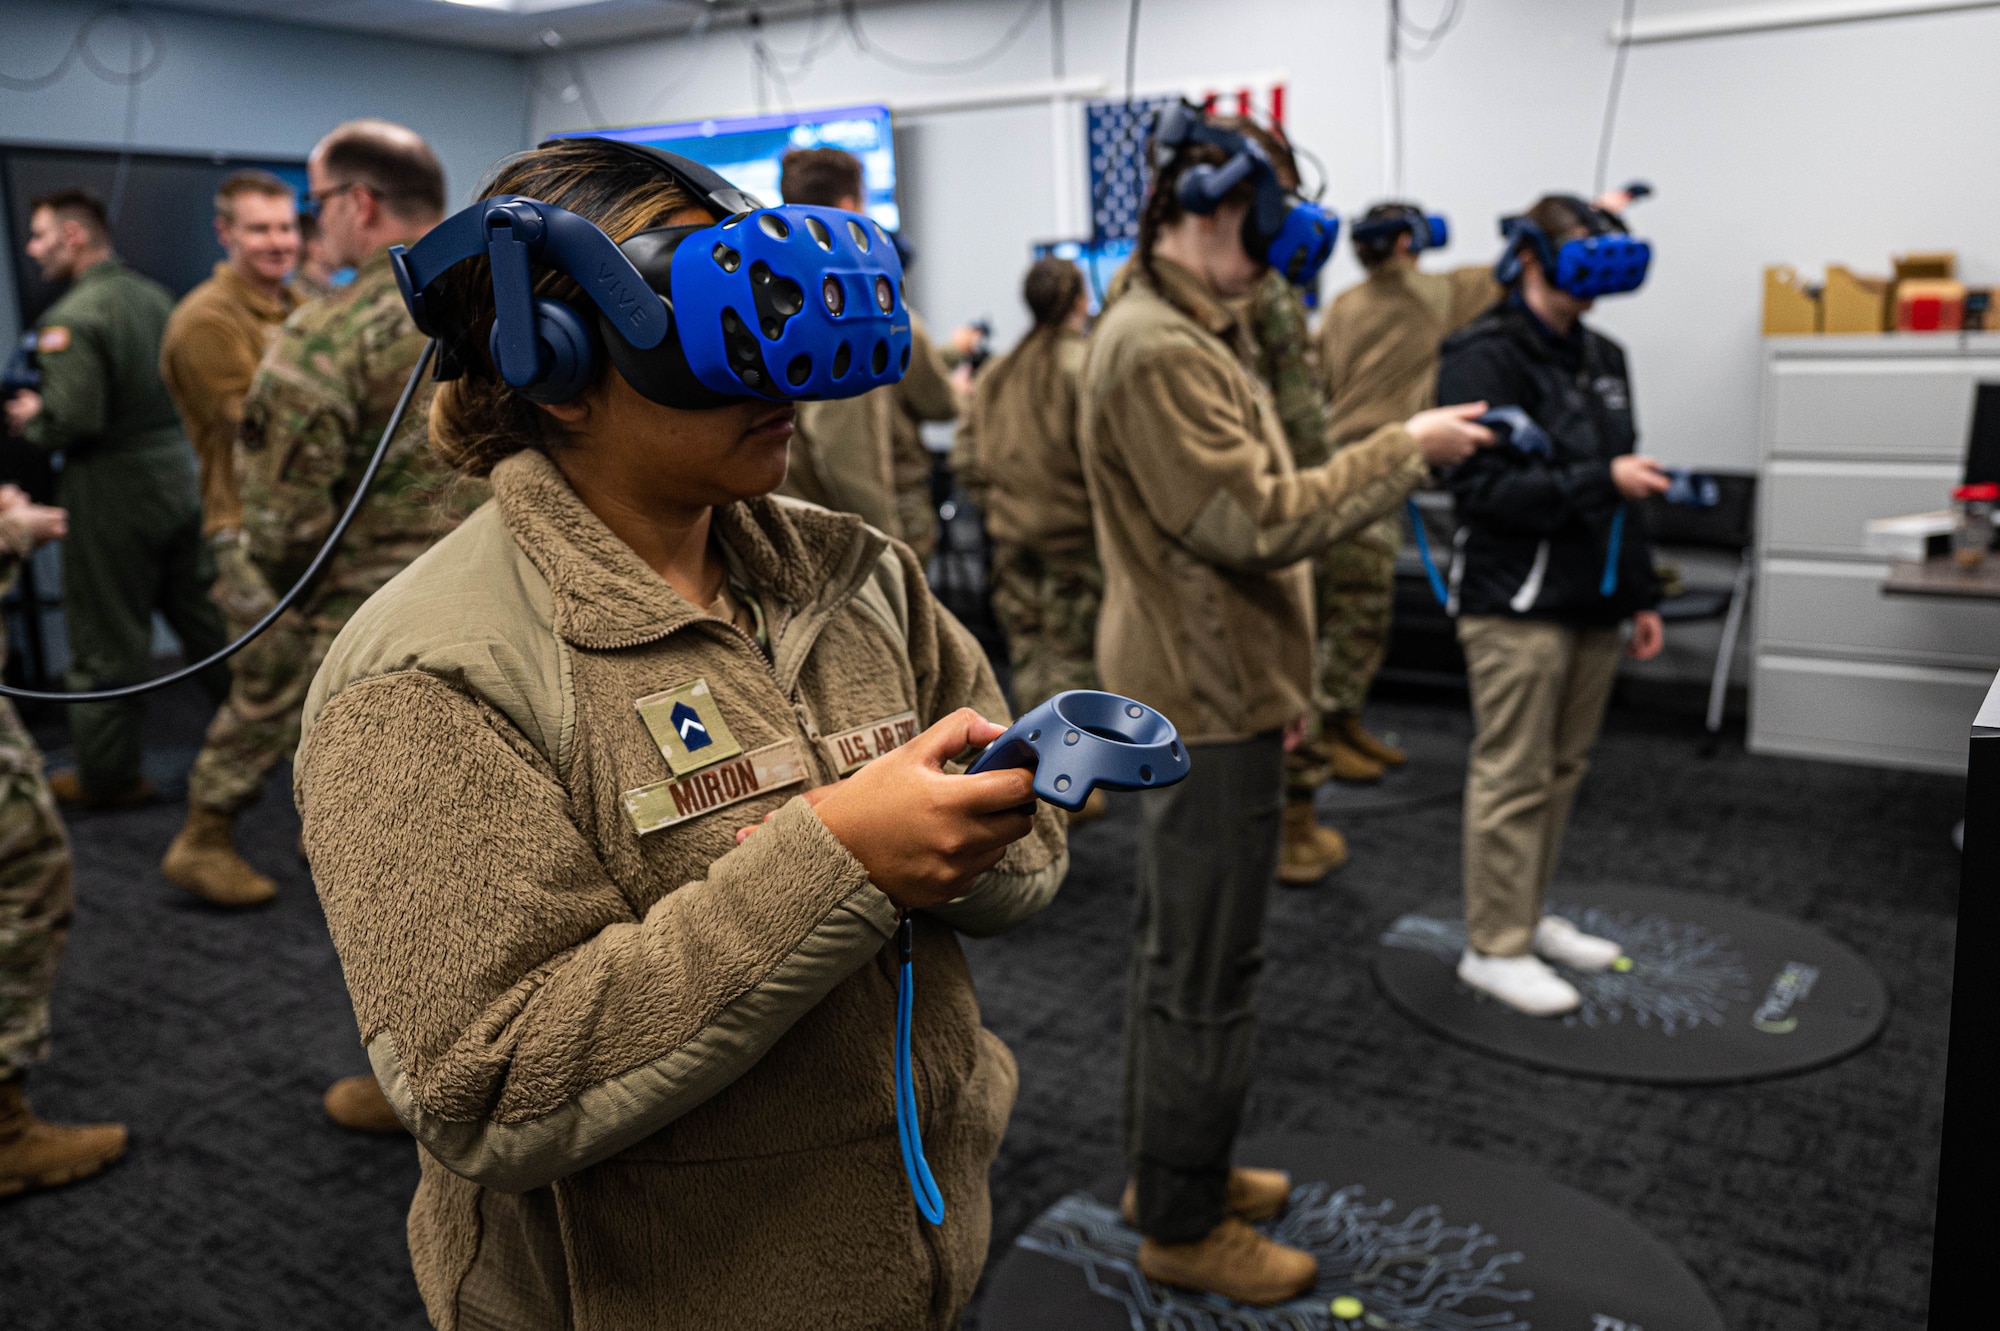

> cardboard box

[
  {"left": 1893, "top": 251, "right": 1956, "bottom": 282},
  {"left": 1763, "top": 265, "right": 1821, "bottom": 335},
  {"left": 1896, "top": 278, "right": 1967, "bottom": 332},
  {"left": 1823, "top": 265, "right": 1890, "bottom": 334}
]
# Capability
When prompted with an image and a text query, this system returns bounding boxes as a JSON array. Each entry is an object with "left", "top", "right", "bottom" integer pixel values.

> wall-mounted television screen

[
  {"left": 1032, "top": 237, "right": 1135, "bottom": 315},
  {"left": 558, "top": 104, "right": 898, "bottom": 232}
]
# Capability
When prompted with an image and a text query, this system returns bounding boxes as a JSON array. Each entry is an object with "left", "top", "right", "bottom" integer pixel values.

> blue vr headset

[
  {"left": 1351, "top": 204, "right": 1449, "bottom": 255},
  {"left": 390, "top": 137, "right": 912, "bottom": 409},
  {"left": 1493, "top": 195, "right": 1651, "bottom": 300},
  {"left": 1149, "top": 102, "right": 1338, "bottom": 290}
]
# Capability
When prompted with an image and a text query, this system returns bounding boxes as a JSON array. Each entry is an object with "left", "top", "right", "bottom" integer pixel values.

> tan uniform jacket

[
  {"left": 785, "top": 314, "right": 957, "bottom": 542},
  {"left": 296, "top": 449, "right": 1067, "bottom": 1331},
  {"left": 1079, "top": 258, "right": 1430, "bottom": 742},
  {"left": 159, "top": 261, "right": 297, "bottom": 535},
  {"left": 1319, "top": 261, "right": 1498, "bottom": 447},
  {"left": 952, "top": 327, "right": 1090, "bottom": 550}
]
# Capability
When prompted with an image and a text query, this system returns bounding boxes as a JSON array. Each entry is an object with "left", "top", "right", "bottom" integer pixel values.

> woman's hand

[
  {"left": 1611, "top": 454, "right": 1672, "bottom": 500},
  {"left": 743, "top": 709, "right": 1038, "bottom": 911},
  {"left": 1406, "top": 402, "right": 1493, "bottom": 469},
  {"left": 1627, "top": 610, "right": 1664, "bottom": 661}
]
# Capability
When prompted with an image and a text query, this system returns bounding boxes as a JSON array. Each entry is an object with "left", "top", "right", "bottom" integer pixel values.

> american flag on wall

[{"left": 1087, "top": 75, "right": 1289, "bottom": 244}]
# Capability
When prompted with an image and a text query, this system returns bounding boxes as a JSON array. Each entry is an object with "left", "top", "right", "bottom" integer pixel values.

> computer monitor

[
  {"left": 556, "top": 105, "right": 899, "bottom": 232},
  {"left": 1032, "top": 237, "right": 1135, "bottom": 315}
]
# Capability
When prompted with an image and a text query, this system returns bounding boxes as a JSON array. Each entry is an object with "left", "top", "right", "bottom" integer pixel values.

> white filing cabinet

[{"left": 1752, "top": 336, "right": 2000, "bottom": 773}]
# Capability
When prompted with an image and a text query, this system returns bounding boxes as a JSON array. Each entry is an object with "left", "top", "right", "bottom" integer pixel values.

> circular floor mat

[
  {"left": 981, "top": 1132, "right": 1723, "bottom": 1331},
  {"left": 1373, "top": 884, "right": 1887, "bottom": 1083}
]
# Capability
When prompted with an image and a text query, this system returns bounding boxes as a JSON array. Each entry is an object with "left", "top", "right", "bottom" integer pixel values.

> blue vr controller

[{"left": 966, "top": 690, "right": 1189, "bottom": 811}]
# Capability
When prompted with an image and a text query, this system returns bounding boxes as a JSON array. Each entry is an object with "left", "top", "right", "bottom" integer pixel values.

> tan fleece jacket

[
  {"left": 953, "top": 327, "right": 1091, "bottom": 551},
  {"left": 159, "top": 261, "right": 296, "bottom": 535},
  {"left": 1319, "top": 261, "right": 1498, "bottom": 448},
  {"left": 295, "top": 449, "right": 1066, "bottom": 1331},
  {"left": 1079, "top": 258, "right": 1432, "bottom": 742}
]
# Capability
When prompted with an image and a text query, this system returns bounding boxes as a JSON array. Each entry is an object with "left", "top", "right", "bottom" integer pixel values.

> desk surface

[{"left": 1883, "top": 556, "right": 2000, "bottom": 600}]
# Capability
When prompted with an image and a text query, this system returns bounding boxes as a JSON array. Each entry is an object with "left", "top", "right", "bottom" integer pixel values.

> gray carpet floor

[{"left": 0, "top": 683, "right": 1959, "bottom": 1329}]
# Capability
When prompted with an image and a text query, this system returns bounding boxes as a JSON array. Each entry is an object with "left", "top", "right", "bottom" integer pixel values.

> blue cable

[
  {"left": 1407, "top": 498, "right": 1450, "bottom": 608},
  {"left": 895, "top": 914, "right": 946, "bottom": 1225},
  {"left": 1600, "top": 505, "right": 1626, "bottom": 598}
]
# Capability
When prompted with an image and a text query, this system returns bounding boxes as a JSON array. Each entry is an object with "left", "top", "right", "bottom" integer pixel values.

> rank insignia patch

[{"left": 636, "top": 678, "right": 741, "bottom": 775}]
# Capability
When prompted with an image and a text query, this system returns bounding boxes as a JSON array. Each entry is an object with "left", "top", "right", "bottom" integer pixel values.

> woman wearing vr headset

[
  {"left": 290, "top": 136, "right": 1067, "bottom": 1330},
  {"left": 1081, "top": 104, "right": 1493, "bottom": 1305},
  {"left": 1435, "top": 193, "right": 1672, "bottom": 1018}
]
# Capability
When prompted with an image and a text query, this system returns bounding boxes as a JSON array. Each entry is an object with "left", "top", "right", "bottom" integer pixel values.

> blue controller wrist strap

[{"left": 895, "top": 912, "right": 946, "bottom": 1225}]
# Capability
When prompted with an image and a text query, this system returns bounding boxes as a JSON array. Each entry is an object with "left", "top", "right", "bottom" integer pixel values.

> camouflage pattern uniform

[
  {"left": 184, "top": 247, "right": 486, "bottom": 816},
  {"left": 0, "top": 519, "right": 74, "bottom": 1078},
  {"left": 1240, "top": 272, "right": 1343, "bottom": 799},
  {"left": 988, "top": 544, "right": 1103, "bottom": 711}
]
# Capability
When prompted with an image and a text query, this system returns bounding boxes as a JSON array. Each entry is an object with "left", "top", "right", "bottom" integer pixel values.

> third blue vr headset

[
  {"left": 1351, "top": 203, "right": 1449, "bottom": 255},
  {"left": 1149, "top": 102, "right": 1338, "bottom": 289},
  {"left": 1493, "top": 194, "right": 1651, "bottom": 300},
  {"left": 390, "top": 137, "right": 912, "bottom": 409}
]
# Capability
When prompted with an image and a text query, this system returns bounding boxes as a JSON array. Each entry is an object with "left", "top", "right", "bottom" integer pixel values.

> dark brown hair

[
  {"left": 214, "top": 169, "right": 294, "bottom": 224},
  {"left": 1353, "top": 201, "right": 1419, "bottom": 270},
  {"left": 1135, "top": 113, "right": 1285, "bottom": 286},
  {"left": 427, "top": 139, "right": 702, "bottom": 477},
  {"left": 1023, "top": 256, "right": 1085, "bottom": 329},
  {"left": 779, "top": 147, "right": 863, "bottom": 208},
  {"left": 316, "top": 119, "right": 446, "bottom": 221},
  {"left": 29, "top": 188, "right": 108, "bottom": 240}
]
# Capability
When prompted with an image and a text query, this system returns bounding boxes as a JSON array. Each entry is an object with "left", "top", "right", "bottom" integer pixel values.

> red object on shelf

[{"left": 1954, "top": 483, "right": 2000, "bottom": 502}]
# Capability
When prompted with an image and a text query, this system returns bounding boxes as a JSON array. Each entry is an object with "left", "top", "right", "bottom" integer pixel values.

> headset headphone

[
  {"left": 391, "top": 137, "right": 913, "bottom": 410},
  {"left": 1493, "top": 193, "right": 1652, "bottom": 300},
  {"left": 1350, "top": 204, "right": 1449, "bottom": 255},
  {"left": 1148, "top": 102, "right": 1339, "bottom": 289}
]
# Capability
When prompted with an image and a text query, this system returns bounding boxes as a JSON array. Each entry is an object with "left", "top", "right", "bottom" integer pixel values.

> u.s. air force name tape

[
  {"left": 621, "top": 738, "right": 808, "bottom": 835},
  {"left": 826, "top": 710, "right": 919, "bottom": 775}
]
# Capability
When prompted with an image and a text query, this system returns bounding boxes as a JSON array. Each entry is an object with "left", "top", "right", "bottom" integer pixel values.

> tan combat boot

[
  {"left": 1122, "top": 1166, "right": 1292, "bottom": 1226},
  {"left": 162, "top": 806, "right": 276, "bottom": 907},
  {"left": 324, "top": 1075, "right": 407, "bottom": 1134},
  {"left": 1139, "top": 1216, "right": 1318, "bottom": 1306},
  {"left": 0, "top": 1077, "right": 127, "bottom": 1197},
  {"left": 1278, "top": 800, "right": 1346, "bottom": 884},
  {"left": 1330, "top": 712, "right": 1406, "bottom": 768},
  {"left": 1320, "top": 737, "right": 1384, "bottom": 785}
]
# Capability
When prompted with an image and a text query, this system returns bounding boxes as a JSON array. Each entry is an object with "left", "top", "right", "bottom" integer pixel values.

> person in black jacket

[{"left": 1435, "top": 193, "right": 1670, "bottom": 1017}]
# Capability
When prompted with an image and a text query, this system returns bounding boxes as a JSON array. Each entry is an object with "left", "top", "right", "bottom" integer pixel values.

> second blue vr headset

[
  {"left": 391, "top": 137, "right": 912, "bottom": 409},
  {"left": 1352, "top": 204, "right": 1449, "bottom": 254},
  {"left": 1493, "top": 194, "right": 1651, "bottom": 300},
  {"left": 1149, "top": 102, "right": 1339, "bottom": 290}
]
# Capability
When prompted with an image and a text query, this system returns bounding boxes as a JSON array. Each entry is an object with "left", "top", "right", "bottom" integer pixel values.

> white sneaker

[
  {"left": 1534, "top": 916, "right": 1623, "bottom": 972},
  {"left": 1457, "top": 949, "right": 1582, "bottom": 1017}
]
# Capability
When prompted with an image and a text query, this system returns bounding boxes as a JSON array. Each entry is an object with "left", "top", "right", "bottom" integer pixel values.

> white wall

[
  {"left": 0, "top": 0, "right": 530, "bottom": 343},
  {"left": 535, "top": 0, "right": 2000, "bottom": 471}
]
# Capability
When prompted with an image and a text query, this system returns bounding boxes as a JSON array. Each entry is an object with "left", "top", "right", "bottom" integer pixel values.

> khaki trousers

[{"left": 1458, "top": 616, "right": 1622, "bottom": 957}]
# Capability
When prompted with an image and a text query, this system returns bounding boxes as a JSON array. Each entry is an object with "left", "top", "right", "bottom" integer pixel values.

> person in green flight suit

[{"left": 4, "top": 189, "right": 229, "bottom": 806}]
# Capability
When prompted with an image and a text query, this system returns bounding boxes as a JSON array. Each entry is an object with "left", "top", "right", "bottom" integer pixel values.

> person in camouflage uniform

[
  {"left": 1316, "top": 203, "right": 1503, "bottom": 781},
  {"left": 162, "top": 121, "right": 483, "bottom": 915},
  {"left": 0, "top": 484, "right": 128, "bottom": 1195}
]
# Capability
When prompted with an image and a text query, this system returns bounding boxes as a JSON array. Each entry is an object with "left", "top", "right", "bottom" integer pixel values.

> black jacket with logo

[{"left": 1435, "top": 298, "right": 1660, "bottom": 626}]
